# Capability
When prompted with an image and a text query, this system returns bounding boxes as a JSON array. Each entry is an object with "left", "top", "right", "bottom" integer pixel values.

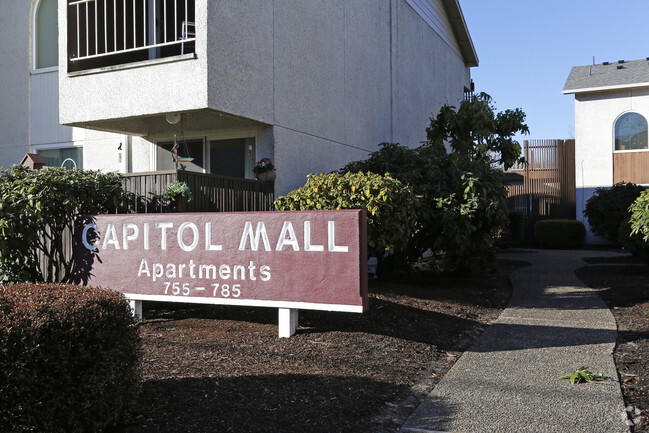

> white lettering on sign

[
  {"left": 177, "top": 222, "right": 199, "bottom": 251},
  {"left": 205, "top": 222, "right": 223, "bottom": 251},
  {"left": 137, "top": 258, "right": 271, "bottom": 282},
  {"left": 81, "top": 220, "right": 348, "bottom": 253},
  {"left": 103, "top": 224, "right": 120, "bottom": 250},
  {"left": 238, "top": 221, "right": 271, "bottom": 251},
  {"left": 123, "top": 223, "right": 139, "bottom": 250},
  {"left": 304, "top": 221, "right": 324, "bottom": 252},
  {"left": 328, "top": 221, "right": 348, "bottom": 252},
  {"left": 276, "top": 221, "right": 299, "bottom": 251},
  {"left": 82, "top": 223, "right": 99, "bottom": 251}
]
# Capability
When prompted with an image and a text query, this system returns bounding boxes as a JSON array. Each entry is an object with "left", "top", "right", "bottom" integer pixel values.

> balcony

[
  {"left": 67, "top": 0, "right": 195, "bottom": 73},
  {"left": 59, "top": 0, "right": 273, "bottom": 134}
]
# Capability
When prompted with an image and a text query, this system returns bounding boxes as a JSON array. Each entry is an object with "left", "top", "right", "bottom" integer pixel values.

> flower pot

[
  {"left": 257, "top": 169, "right": 277, "bottom": 182},
  {"left": 172, "top": 196, "right": 187, "bottom": 212}
]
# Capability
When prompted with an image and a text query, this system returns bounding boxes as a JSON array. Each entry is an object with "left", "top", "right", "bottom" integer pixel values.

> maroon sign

[{"left": 74, "top": 210, "right": 368, "bottom": 312}]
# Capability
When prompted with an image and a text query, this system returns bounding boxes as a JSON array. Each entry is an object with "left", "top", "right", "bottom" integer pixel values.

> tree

[
  {"left": 0, "top": 166, "right": 125, "bottom": 283},
  {"left": 341, "top": 92, "right": 529, "bottom": 273}
]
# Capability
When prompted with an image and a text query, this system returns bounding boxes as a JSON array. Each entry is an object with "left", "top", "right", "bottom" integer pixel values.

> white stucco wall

[
  {"left": 0, "top": 0, "right": 31, "bottom": 168},
  {"left": 55, "top": 0, "right": 471, "bottom": 192},
  {"left": 204, "top": 0, "right": 471, "bottom": 194},
  {"left": 574, "top": 87, "right": 649, "bottom": 243},
  {"left": 58, "top": 0, "right": 209, "bottom": 126}
]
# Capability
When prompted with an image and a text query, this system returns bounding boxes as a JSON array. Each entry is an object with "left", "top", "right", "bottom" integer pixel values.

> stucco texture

[
  {"left": 0, "top": 0, "right": 31, "bottom": 168},
  {"left": 574, "top": 88, "right": 649, "bottom": 243}
]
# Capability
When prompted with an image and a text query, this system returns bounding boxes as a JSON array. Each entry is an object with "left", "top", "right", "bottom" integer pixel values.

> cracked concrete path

[{"left": 400, "top": 249, "right": 629, "bottom": 433}]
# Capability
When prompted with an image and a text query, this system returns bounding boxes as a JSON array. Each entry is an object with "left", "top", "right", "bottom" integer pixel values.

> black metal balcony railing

[{"left": 67, "top": 0, "right": 195, "bottom": 72}]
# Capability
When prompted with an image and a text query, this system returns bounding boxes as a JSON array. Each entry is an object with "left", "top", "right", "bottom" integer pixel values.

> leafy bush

[
  {"left": 341, "top": 93, "right": 528, "bottom": 273},
  {"left": 618, "top": 217, "right": 649, "bottom": 260},
  {"left": 628, "top": 190, "right": 649, "bottom": 253},
  {"left": 534, "top": 219, "right": 586, "bottom": 249},
  {"left": 0, "top": 283, "right": 141, "bottom": 433},
  {"left": 584, "top": 182, "right": 646, "bottom": 243},
  {"left": 162, "top": 181, "right": 192, "bottom": 200},
  {"left": 274, "top": 172, "right": 418, "bottom": 257},
  {"left": 0, "top": 166, "right": 125, "bottom": 283}
]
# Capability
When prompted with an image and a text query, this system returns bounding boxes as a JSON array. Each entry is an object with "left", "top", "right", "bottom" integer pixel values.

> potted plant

[
  {"left": 163, "top": 181, "right": 192, "bottom": 212},
  {"left": 253, "top": 158, "right": 276, "bottom": 182}
]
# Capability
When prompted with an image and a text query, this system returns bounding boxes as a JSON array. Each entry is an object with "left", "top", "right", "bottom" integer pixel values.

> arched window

[
  {"left": 615, "top": 112, "right": 648, "bottom": 151},
  {"left": 34, "top": 0, "right": 58, "bottom": 69}
]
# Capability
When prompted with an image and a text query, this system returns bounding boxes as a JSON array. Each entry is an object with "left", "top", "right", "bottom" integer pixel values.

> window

[
  {"left": 615, "top": 112, "right": 648, "bottom": 151},
  {"left": 209, "top": 138, "right": 256, "bottom": 179},
  {"left": 67, "top": 0, "right": 195, "bottom": 72},
  {"left": 37, "top": 147, "right": 83, "bottom": 169},
  {"left": 155, "top": 137, "right": 256, "bottom": 179},
  {"left": 156, "top": 138, "right": 204, "bottom": 172},
  {"left": 35, "top": 0, "right": 58, "bottom": 69}
]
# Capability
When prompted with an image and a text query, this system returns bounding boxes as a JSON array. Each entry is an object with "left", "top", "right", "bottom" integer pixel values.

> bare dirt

[{"left": 111, "top": 258, "right": 524, "bottom": 433}]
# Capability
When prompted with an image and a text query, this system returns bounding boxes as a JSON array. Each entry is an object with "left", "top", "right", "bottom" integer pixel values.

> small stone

[{"left": 626, "top": 405, "right": 634, "bottom": 413}]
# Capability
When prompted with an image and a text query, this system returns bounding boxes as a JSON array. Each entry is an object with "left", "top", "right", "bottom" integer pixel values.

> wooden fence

[
  {"left": 506, "top": 139, "right": 575, "bottom": 246},
  {"left": 121, "top": 170, "right": 275, "bottom": 213}
]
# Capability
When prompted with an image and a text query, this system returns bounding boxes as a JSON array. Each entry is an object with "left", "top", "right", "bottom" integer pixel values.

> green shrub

[
  {"left": 340, "top": 93, "right": 528, "bottom": 274},
  {"left": 629, "top": 190, "right": 649, "bottom": 251},
  {"left": 0, "top": 283, "right": 141, "bottom": 433},
  {"left": 274, "top": 172, "right": 418, "bottom": 257},
  {"left": 534, "top": 219, "right": 586, "bottom": 249},
  {"left": 618, "top": 217, "right": 649, "bottom": 260},
  {"left": 0, "top": 166, "right": 126, "bottom": 283},
  {"left": 584, "top": 182, "right": 645, "bottom": 243}
]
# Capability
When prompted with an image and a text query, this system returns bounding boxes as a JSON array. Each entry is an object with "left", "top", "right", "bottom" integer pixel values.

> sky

[{"left": 461, "top": 0, "right": 649, "bottom": 142}]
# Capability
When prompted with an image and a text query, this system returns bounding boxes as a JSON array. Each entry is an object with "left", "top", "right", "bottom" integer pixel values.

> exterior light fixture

[{"left": 165, "top": 113, "right": 181, "bottom": 125}]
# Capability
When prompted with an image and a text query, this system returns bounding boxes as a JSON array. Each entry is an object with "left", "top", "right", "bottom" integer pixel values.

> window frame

[
  {"left": 32, "top": 0, "right": 59, "bottom": 73},
  {"left": 152, "top": 129, "right": 260, "bottom": 179},
  {"left": 32, "top": 143, "right": 84, "bottom": 169},
  {"left": 613, "top": 111, "right": 649, "bottom": 153}
]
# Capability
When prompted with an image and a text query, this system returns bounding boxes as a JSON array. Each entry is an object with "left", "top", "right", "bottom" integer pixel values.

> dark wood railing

[{"left": 121, "top": 170, "right": 275, "bottom": 213}]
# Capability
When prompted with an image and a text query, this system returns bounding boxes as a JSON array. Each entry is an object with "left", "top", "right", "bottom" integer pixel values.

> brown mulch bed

[
  {"left": 576, "top": 258, "right": 649, "bottom": 432},
  {"left": 112, "top": 259, "right": 525, "bottom": 433}
]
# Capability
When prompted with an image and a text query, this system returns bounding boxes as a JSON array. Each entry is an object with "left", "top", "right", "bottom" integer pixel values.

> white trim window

[
  {"left": 615, "top": 112, "right": 648, "bottom": 151},
  {"left": 34, "top": 0, "right": 59, "bottom": 71},
  {"left": 34, "top": 145, "right": 84, "bottom": 169}
]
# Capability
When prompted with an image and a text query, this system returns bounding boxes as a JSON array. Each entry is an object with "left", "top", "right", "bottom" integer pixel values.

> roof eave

[
  {"left": 441, "top": 0, "right": 479, "bottom": 67},
  {"left": 563, "top": 81, "right": 649, "bottom": 95}
]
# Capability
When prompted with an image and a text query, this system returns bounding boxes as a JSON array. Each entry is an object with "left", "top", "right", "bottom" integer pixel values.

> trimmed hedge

[
  {"left": 534, "top": 219, "right": 586, "bottom": 249},
  {"left": 0, "top": 283, "right": 141, "bottom": 433},
  {"left": 274, "top": 172, "right": 418, "bottom": 257}
]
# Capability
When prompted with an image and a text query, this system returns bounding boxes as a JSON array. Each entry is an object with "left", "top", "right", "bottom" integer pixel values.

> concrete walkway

[{"left": 400, "top": 249, "right": 630, "bottom": 433}]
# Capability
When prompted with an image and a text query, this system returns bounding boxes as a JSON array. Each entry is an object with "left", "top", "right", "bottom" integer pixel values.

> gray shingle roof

[{"left": 563, "top": 58, "right": 649, "bottom": 94}]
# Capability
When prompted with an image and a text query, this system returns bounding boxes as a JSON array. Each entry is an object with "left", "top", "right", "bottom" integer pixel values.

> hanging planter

[{"left": 253, "top": 158, "right": 276, "bottom": 182}]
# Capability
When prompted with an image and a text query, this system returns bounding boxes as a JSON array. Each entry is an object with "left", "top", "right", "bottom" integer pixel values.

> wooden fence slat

[
  {"left": 121, "top": 170, "right": 275, "bottom": 214},
  {"left": 506, "top": 139, "right": 575, "bottom": 246}
]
